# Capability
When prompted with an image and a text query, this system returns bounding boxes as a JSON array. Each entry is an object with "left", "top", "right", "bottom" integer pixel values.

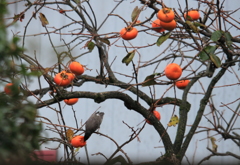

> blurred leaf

[
  {"left": 122, "top": 50, "right": 135, "bottom": 66},
  {"left": 13, "top": 14, "right": 20, "bottom": 21},
  {"left": 210, "top": 53, "right": 221, "bottom": 68},
  {"left": 142, "top": 73, "right": 160, "bottom": 87},
  {"left": 211, "top": 30, "right": 223, "bottom": 42},
  {"left": 224, "top": 32, "right": 233, "bottom": 50},
  {"left": 210, "top": 137, "right": 218, "bottom": 152},
  {"left": 19, "top": 13, "right": 25, "bottom": 22},
  {"left": 87, "top": 41, "right": 95, "bottom": 51},
  {"left": 186, "top": 20, "right": 198, "bottom": 33},
  {"left": 13, "top": 12, "right": 25, "bottom": 22},
  {"left": 193, "top": 22, "right": 206, "bottom": 28},
  {"left": 42, "top": 67, "right": 52, "bottom": 73},
  {"left": 199, "top": 45, "right": 218, "bottom": 61},
  {"left": 32, "top": 11, "right": 36, "bottom": 19},
  {"left": 0, "top": 3, "right": 42, "bottom": 162},
  {"left": 29, "top": 64, "right": 38, "bottom": 72},
  {"left": 29, "top": 70, "right": 42, "bottom": 77},
  {"left": 66, "top": 129, "right": 74, "bottom": 142},
  {"left": 156, "top": 32, "right": 171, "bottom": 46},
  {"left": 168, "top": 115, "right": 179, "bottom": 127},
  {"left": 74, "top": 0, "right": 81, "bottom": 4},
  {"left": 74, "top": 147, "right": 81, "bottom": 153},
  {"left": 38, "top": 13, "right": 49, "bottom": 27},
  {"left": 99, "top": 38, "right": 110, "bottom": 46},
  {"left": 131, "top": 6, "right": 141, "bottom": 22}
]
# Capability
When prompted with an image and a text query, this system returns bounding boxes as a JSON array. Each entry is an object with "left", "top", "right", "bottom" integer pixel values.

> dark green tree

[{"left": 0, "top": 1, "right": 41, "bottom": 164}]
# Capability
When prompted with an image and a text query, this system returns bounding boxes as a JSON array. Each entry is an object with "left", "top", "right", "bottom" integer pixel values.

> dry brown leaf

[
  {"left": 210, "top": 137, "right": 218, "bottom": 152},
  {"left": 66, "top": 129, "right": 74, "bottom": 142},
  {"left": 39, "top": 13, "right": 49, "bottom": 27}
]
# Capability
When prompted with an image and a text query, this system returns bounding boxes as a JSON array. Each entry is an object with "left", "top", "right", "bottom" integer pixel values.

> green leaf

[
  {"left": 193, "top": 22, "right": 206, "bottom": 28},
  {"left": 122, "top": 50, "right": 135, "bottom": 66},
  {"left": 131, "top": 6, "right": 141, "bottom": 22},
  {"left": 211, "top": 30, "right": 223, "bottom": 42},
  {"left": 156, "top": 32, "right": 171, "bottom": 46},
  {"left": 142, "top": 73, "right": 160, "bottom": 87},
  {"left": 74, "top": 0, "right": 81, "bottom": 4},
  {"left": 186, "top": 20, "right": 198, "bottom": 33},
  {"left": 210, "top": 53, "right": 221, "bottom": 68},
  {"left": 99, "top": 38, "right": 110, "bottom": 46},
  {"left": 199, "top": 45, "right": 218, "bottom": 61},
  {"left": 74, "top": 147, "right": 81, "bottom": 153},
  {"left": 224, "top": 32, "right": 233, "bottom": 50},
  {"left": 29, "top": 70, "right": 42, "bottom": 77},
  {"left": 87, "top": 41, "right": 95, "bottom": 51}
]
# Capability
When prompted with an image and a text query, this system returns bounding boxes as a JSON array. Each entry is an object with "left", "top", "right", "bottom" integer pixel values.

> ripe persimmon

[
  {"left": 151, "top": 19, "right": 165, "bottom": 33},
  {"left": 69, "top": 61, "right": 84, "bottom": 75},
  {"left": 64, "top": 98, "right": 79, "bottom": 105},
  {"left": 165, "top": 63, "right": 182, "bottom": 80},
  {"left": 54, "top": 71, "right": 72, "bottom": 86},
  {"left": 4, "top": 83, "right": 13, "bottom": 95},
  {"left": 4, "top": 83, "right": 20, "bottom": 95},
  {"left": 184, "top": 10, "right": 200, "bottom": 21},
  {"left": 157, "top": 8, "right": 175, "bottom": 23},
  {"left": 71, "top": 135, "right": 86, "bottom": 148},
  {"left": 63, "top": 70, "right": 75, "bottom": 81},
  {"left": 146, "top": 110, "right": 161, "bottom": 125},
  {"left": 175, "top": 80, "right": 190, "bottom": 89},
  {"left": 120, "top": 27, "right": 138, "bottom": 40},
  {"left": 160, "top": 19, "right": 177, "bottom": 31}
]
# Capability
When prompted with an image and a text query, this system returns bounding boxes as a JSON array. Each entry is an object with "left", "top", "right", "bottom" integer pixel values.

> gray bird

[{"left": 84, "top": 111, "right": 104, "bottom": 141}]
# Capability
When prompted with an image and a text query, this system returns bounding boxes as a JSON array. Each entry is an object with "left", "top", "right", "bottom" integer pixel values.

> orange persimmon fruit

[
  {"left": 157, "top": 8, "right": 175, "bottom": 23},
  {"left": 120, "top": 27, "right": 138, "bottom": 40},
  {"left": 184, "top": 10, "right": 200, "bottom": 21},
  {"left": 165, "top": 63, "right": 182, "bottom": 80},
  {"left": 64, "top": 98, "right": 79, "bottom": 105},
  {"left": 4, "top": 83, "right": 20, "bottom": 95},
  {"left": 54, "top": 71, "right": 72, "bottom": 86},
  {"left": 65, "top": 71, "right": 75, "bottom": 81},
  {"left": 175, "top": 80, "right": 190, "bottom": 89},
  {"left": 151, "top": 19, "right": 165, "bottom": 33},
  {"left": 71, "top": 135, "right": 87, "bottom": 148},
  {"left": 146, "top": 110, "right": 161, "bottom": 125},
  {"left": 160, "top": 19, "right": 177, "bottom": 31},
  {"left": 69, "top": 61, "right": 84, "bottom": 75},
  {"left": 4, "top": 83, "right": 13, "bottom": 95}
]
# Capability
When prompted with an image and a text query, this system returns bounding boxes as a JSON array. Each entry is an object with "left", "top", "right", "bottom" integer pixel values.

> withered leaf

[
  {"left": 39, "top": 13, "right": 49, "bottom": 27},
  {"left": 66, "top": 129, "right": 74, "bottom": 142},
  {"left": 168, "top": 115, "right": 179, "bottom": 127}
]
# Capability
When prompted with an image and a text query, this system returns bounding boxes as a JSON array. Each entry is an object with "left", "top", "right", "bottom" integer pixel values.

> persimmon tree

[{"left": 3, "top": 0, "right": 240, "bottom": 165}]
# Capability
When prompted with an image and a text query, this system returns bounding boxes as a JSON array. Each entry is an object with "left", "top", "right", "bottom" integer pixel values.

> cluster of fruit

[
  {"left": 4, "top": 62, "right": 84, "bottom": 106},
  {"left": 54, "top": 61, "right": 84, "bottom": 86},
  {"left": 145, "top": 63, "right": 191, "bottom": 124},
  {"left": 153, "top": 7, "right": 177, "bottom": 32},
  {"left": 164, "top": 63, "right": 190, "bottom": 89},
  {"left": 54, "top": 61, "right": 84, "bottom": 106},
  {"left": 119, "top": 8, "right": 199, "bottom": 124},
  {"left": 120, "top": 8, "right": 200, "bottom": 40}
]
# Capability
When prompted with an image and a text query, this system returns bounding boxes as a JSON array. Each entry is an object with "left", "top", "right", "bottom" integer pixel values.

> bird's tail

[{"left": 84, "top": 131, "right": 92, "bottom": 141}]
